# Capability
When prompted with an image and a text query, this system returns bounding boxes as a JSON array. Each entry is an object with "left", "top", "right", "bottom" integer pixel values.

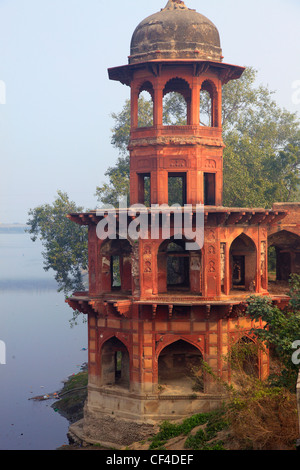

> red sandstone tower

[{"left": 67, "top": 1, "right": 288, "bottom": 446}]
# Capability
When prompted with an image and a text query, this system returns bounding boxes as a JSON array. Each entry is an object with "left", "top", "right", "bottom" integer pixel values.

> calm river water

[{"left": 0, "top": 230, "right": 88, "bottom": 450}]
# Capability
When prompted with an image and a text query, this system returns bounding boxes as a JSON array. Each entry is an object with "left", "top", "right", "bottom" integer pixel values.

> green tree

[
  {"left": 246, "top": 276, "right": 300, "bottom": 389},
  {"left": 222, "top": 67, "right": 300, "bottom": 207},
  {"left": 222, "top": 68, "right": 300, "bottom": 206},
  {"left": 222, "top": 135, "right": 300, "bottom": 207},
  {"left": 96, "top": 154, "right": 130, "bottom": 207},
  {"left": 26, "top": 191, "right": 88, "bottom": 295}
]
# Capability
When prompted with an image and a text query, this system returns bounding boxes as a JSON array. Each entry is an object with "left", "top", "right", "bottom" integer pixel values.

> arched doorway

[
  {"left": 101, "top": 337, "right": 130, "bottom": 389},
  {"left": 268, "top": 230, "right": 300, "bottom": 282},
  {"left": 230, "top": 234, "right": 257, "bottom": 292},
  {"left": 158, "top": 340, "right": 204, "bottom": 393}
]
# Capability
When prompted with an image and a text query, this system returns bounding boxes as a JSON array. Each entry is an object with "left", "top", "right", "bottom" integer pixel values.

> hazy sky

[{"left": 0, "top": 0, "right": 299, "bottom": 223}]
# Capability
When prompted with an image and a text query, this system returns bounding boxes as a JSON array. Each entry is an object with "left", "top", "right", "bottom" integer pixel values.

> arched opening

[
  {"left": 101, "top": 337, "right": 130, "bottom": 389},
  {"left": 138, "top": 81, "right": 154, "bottom": 127},
  {"left": 200, "top": 80, "right": 218, "bottom": 127},
  {"left": 158, "top": 340, "right": 204, "bottom": 394},
  {"left": 100, "top": 239, "right": 132, "bottom": 293},
  {"left": 163, "top": 78, "right": 191, "bottom": 126},
  {"left": 230, "top": 234, "right": 257, "bottom": 292},
  {"left": 157, "top": 238, "right": 202, "bottom": 294},
  {"left": 268, "top": 230, "right": 300, "bottom": 291}
]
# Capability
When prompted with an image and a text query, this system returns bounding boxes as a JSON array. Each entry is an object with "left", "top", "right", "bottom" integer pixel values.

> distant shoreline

[
  {"left": 0, "top": 224, "right": 27, "bottom": 234},
  {"left": 0, "top": 278, "right": 58, "bottom": 290}
]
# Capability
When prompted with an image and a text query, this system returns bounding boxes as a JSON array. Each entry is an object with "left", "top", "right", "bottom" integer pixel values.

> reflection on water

[{"left": 0, "top": 232, "right": 88, "bottom": 450}]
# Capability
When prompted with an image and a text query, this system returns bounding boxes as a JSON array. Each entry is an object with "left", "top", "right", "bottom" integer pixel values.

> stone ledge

[{"left": 68, "top": 414, "right": 157, "bottom": 448}]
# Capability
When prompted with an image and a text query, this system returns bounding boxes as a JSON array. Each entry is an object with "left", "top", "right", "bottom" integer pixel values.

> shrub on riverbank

[{"left": 53, "top": 365, "right": 88, "bottom": 424}]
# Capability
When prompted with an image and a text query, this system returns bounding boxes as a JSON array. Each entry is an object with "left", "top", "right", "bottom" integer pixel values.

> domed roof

[{"left": 129, "top": 0, "right": 222, "bottom": 64}]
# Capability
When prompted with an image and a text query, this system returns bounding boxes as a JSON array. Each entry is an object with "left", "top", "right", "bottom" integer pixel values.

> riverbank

[
  {"left": 51, "top": 363, "right": 88, "bottom": 425},
  {"left": 52, "top": 361, "right": 299, "bottom": 451},
  {"left": 49, "top": 364, "right": 108, "bottom": 450}
]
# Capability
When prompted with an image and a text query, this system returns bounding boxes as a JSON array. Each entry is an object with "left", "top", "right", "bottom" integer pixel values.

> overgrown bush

[
  {"left": 223, "top": 334, "right": 299, "bottom": 450},
  {"left": 225, "top": 374, "right": 298, "bottom": 450},
  {"left": 246, "top": 274, "right": 300, "bottom": 390}
]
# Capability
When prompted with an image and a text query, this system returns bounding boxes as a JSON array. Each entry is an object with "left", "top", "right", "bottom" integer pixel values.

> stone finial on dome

[{"left": 161, "top": 0, "right": 194, "bottom": 11}]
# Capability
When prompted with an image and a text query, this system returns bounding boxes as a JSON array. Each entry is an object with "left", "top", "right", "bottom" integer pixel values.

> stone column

[
  {"left": 131, "top": 86, "right": 139, "bottom": 128},
  {"left": 153, "top": 82, "right": 163, "bottom": 128}
]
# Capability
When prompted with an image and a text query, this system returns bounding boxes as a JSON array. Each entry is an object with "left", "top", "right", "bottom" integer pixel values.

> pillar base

[{"left": 67, "top": 386, "right": 227, "bottom": 447}]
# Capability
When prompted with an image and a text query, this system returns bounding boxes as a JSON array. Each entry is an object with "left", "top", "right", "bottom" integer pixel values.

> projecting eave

[
  {"left": 108, "top": 59, "right": 245, "bottom": 86},
  {"left": 66, "top": 292, "right": 290, "bottom": 319},
  {"left": 67, "top": 207, "right": 287, "bottom": 227}
]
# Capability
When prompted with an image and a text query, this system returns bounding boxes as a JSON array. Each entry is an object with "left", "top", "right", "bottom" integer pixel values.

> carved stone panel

[
  {"left": 220, "top": 243, "right": 226, "bottom": 283},
  {"left": 205, "top": 159, "right": 216, "bottom": 169},
  {"left": 169, "top": 158, "right": 186, "bottom": 169},
  {"left": 143, "top": 244, "right": 152, "bottom": 273},
  {"left": 261, "top": 241, "right": 266, "bottom": 275}
]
